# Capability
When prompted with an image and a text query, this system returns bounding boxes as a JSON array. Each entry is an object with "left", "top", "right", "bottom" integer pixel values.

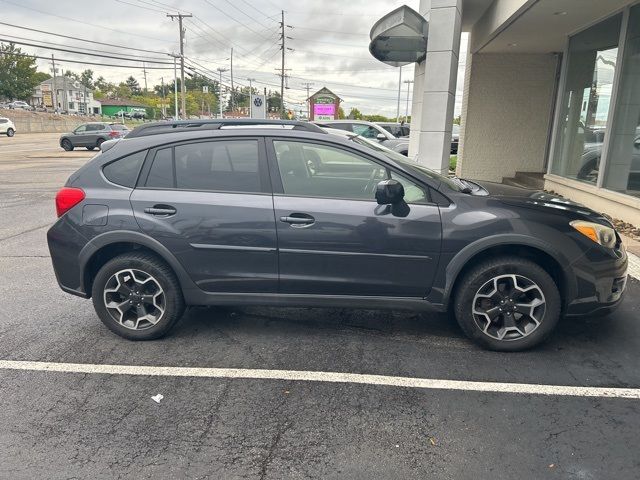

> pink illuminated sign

[{"left": 314, "top": 103, "right": 335, "bottom": 116}]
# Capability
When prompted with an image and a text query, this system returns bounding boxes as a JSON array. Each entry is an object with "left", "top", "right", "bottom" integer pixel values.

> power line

[
  {"left": 9, "top": 51, "right": 175, "bottom": 69},
  {"left": 202, "top": 0, "right": 274, "bottom": 40},
  {"left": 0, "top": 34, "right": 172, "bottom": 63},
  {"left": 0, "top": 21, "right": 170, "bottom": 55},
  {"left": 0, "top": 37, "right": 174, "bottom": 64},
  {"left": 0, "top": 0, "right": 174, "bottom": 43}
]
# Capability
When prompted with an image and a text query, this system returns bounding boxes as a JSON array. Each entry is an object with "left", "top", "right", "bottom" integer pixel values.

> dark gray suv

[
  {"left": 60, "top": 122, "right": 129, "bottom": 151},
  {"left": 47, "top": 120, "right": 627, "bottom": 351}
]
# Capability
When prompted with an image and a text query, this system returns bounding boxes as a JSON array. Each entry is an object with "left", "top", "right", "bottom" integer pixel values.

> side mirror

[
  {"left": 375, "top": 179, "right": 405, "bottom": 205},
  {"left": 376, "top": 133, "right": 387, "bottom": 141}
]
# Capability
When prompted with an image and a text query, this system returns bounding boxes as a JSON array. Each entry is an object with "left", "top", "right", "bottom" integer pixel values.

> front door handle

[
  {"left": 144, "top": 204, "right": 177, "bottom": 216},
  {"left": 280, "top": 213, "right": 315, "bottom": 226}
]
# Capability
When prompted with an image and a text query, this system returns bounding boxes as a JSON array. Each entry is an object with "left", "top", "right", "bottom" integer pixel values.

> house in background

[
  {"left": 32, "top": 77, "right": 101, "bottom": 115},
  {"left": 370, "top": 0, "right": 640, "bottom": 225},
  {"left": 100, "top": 99, "right": 149, "bottom": 117}
]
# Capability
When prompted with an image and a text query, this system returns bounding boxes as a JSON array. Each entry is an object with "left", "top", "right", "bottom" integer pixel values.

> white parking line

[{"left": 1, "top": 360, "right": 639, "bottom": 399}]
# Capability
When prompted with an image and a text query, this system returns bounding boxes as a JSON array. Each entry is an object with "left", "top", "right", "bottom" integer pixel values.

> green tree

[
  {"left": 125, "top": 76, "right": 141, "bottom": 95},
  {"left": 348, "top": 107, "right": 363, "bottom": 120},
  {"left": 0, "top": 43, "right": 40, "bottom": 100},
  {"left": 338, "top": 106, "right": 346, "bottom": 119},
  {"left": 266, "top": 90, "right": 281, "bottom": 113},
  {"left": 80, "top": 69, "right": 94, "bottom": 89},
  {"left": 64, "top": 70, "right": 80, "bottom": 82},
  {"left": 33, "top": 71, "right": 51, "bottom": 84}
]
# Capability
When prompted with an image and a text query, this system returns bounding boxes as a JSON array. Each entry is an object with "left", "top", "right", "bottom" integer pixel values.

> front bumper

[{"left": 564, "top": 244, "right": 628, "bottom": 317}]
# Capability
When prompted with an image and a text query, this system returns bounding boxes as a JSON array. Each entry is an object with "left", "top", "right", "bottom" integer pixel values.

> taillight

[
  {"left": 55, "top": 187, "right": 85, "bottom": 217},
  {"left": 109, "top": 130, "right": 119, "bottom": 137}
]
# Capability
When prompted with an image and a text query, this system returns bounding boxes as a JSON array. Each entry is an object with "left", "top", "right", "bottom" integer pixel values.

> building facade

[
  {"left": 32, "top": 77, "right": 101, "bottom": 115},
  {"left": 371, "top": 0, "right": 640, "bottom": 225}
]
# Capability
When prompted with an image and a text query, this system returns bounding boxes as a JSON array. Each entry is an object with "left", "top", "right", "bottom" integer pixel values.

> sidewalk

[{"left": 621, "top": 233, "right": 640, "bottom": 279}]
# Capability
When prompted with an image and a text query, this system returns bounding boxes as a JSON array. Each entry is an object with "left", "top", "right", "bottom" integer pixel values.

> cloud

[{"left": 4, "top": 0, "right": 466, "bottom": 116}]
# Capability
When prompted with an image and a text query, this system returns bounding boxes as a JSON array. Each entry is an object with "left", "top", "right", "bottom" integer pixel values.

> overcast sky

[{"left": 1, "top": 0, "right": 467, "bottom": 117}]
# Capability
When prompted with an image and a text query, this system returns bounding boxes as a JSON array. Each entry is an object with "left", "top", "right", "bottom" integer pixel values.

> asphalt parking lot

[{"left": 1, "top": 133, "right": 639, "bottom": 479}]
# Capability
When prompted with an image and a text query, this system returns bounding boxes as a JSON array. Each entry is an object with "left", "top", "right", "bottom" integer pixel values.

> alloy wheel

[
  {"left": 472, "top": 274, "right": 546, "bottom": 341},
  {"left": 103, "top": 269, "right": 166, "bottom": 330}
]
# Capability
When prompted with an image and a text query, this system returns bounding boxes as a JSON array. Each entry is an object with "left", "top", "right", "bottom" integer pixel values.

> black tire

[
  {"left": 86, "top": 146, "right": 96, "bottom": 151},
  {"left": 577, "top": 156, "right": 599, "bottom": 182},
  {"left": 61, "top": 138, "right": 74, "bottom": 151},
  {"left": 453, "top": 256, "right": 561, "bottom": 351},
  {"left": 91, "top": 252, "right": 185, "bottom": 340},
  {"left": 6, "top": 128, "right": 14, "bottom": 137},
  {"left": 96, "top": 138, "right": 105, "bottom": 148}
]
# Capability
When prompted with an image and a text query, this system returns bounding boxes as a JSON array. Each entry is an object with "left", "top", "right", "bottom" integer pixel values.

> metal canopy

[{"left": 369, "top": 5, "right": 428, "bottom": 67}]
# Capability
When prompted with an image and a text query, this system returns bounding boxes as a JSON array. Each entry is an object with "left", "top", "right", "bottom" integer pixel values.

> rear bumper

[{"left": 564, "top": 246, "right": 627, "bottom": 317}]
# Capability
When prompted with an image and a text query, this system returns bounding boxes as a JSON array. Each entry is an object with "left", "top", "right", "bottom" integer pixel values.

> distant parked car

[
  {"left": 378, "top": 122, "right": 410, "bottom": 138},
  {"left": 7, "top": 101, "right": 34, "bottom": 111},
  {"left": 0, "top": 117, "right": 16, "bottom": 137},
  {"left": 451, "top": 124, "right": 460, "bottom": 154},
  {"left": 59, "top": 123, "right": 129, "bottom": 151},
  {"left": 130, "top": 111, "right": 146, "bottom": 119},
  {"left": 313, "top": 119, "right": 409, "bottom": 156}
]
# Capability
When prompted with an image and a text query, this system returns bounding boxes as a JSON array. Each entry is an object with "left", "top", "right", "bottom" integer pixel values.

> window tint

[
  {"left": 102, "top": 150, "right": 146, "bottom": 187},
  {"left": 274, "top": 140, "right": 386, "bottom": 200},
  {"left": 145, "top": 148, "right": 174, "bottom": 188},
  {"left": 352, "top": 124, "right": 379, "bottom": 139},
  {"left": 174, "top": 140, "right": 261, "bottom": 192},
  {"left": 74, "top": 124, "right": 86, "bottom": 133},
  {"left": 274, "top": 140, "right": 429, "bottom": 203},
  {"left": 0, "top": 119, "right": 7, "bottom": 124},
  {"left": 322, "top": 123, "right": 351, "bottom": 132}
]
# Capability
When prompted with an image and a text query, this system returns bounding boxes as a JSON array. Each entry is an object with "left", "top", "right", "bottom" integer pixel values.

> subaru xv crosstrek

[{"left": 47, "top": 120, "right": 627, "bottom": 351}]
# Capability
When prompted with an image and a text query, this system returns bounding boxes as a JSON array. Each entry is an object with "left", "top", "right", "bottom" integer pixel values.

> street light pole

[
  {"left": 403, "top": 79, "right": 414, "bottom": 123},
  {"left": 247, "top": 77, "right": 255, "bottom": 117},
  {"left": 217, "top": 68, "right": 227, "bottom": 118},
  {"left": 396, "top": 65, "right": 402, "bottom": 123}
]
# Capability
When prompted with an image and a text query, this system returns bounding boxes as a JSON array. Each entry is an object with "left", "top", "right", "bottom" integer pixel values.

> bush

[{"left": 449, "top": 155, "right": 457, "bottom": 172}]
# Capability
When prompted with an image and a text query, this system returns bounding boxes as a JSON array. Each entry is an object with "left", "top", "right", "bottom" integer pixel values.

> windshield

[{"left": 347, "top": 134, "right": 463, "bottom": 192}]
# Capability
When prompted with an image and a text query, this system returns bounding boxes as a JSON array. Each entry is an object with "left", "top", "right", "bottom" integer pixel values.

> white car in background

[{"left": 0, "top": 117, "right": 16, "bottom": 137}]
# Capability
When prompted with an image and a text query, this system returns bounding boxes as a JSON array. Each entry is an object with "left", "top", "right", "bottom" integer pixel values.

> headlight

[{"left": 570, "top": 220, "right": 617, "bottom": 248}]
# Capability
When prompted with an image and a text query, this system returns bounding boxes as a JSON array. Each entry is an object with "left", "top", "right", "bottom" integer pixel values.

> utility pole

[
  {"left": 403, "top": 79, "right": 414, "bottom": 122},
  {"left": 230, "top": 48, "right": 234, "bottom": 114},
  {"left": 50, "top": 54, "right": 57, "bottom": 111},
  {"left": 217, "top": 67, "right": 227, "bottom": 118},
  {"left": 167, "top": 13, "right": 192, "bottom": 119},
  {"left": 169, "top": 54, "right": 179, "bottom": 119},
  {"left": 396, "top": 65, "right": 402, "bottom": 123},
  {"left": 279, "top": 10, "right": 285, "bottom": 118},
  {"left": 142, "top": 62, "right": 148, "bottom": 95},
  {"left": 160, "top": 76, "right": 166, "bottom": 117},
  {"left": 302, "top": 82, "right": 313, "bottom": 119},
  {"left": 247, "top": 77, "right": 256, "bottom": 117}
]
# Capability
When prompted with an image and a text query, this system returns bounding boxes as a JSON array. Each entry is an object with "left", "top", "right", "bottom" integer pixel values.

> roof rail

[{"left": 125, "top": 119, "right": 326, "bottom": 138}]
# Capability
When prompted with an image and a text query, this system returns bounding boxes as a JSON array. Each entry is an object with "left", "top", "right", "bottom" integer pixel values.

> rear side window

[
  {"left": 145, "top": 148, "right": 174, "bottom": 188},
  {"left": 102, "top": 150, "right": 146, "bottom": 187}
]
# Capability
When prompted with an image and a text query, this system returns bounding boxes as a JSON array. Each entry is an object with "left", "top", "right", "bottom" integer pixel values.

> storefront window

[
  {"left": 551, "top": 14, "right": 622, "bottom": 184},
  {"left": 602, "top": 5, "right": 640, "bottom": 195}
]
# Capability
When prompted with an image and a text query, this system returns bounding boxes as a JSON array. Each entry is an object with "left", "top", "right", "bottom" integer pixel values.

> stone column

[{"left": 409, "top": 0, "right": 462, "bottom": 174}]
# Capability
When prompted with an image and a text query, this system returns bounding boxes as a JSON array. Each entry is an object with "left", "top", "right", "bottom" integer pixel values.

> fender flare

[
  {"left": 78, "top": 230, "right": 198, "bottom": 295},
  {"left": 440, "top": 234, "right": 577, "bottom": 306}
]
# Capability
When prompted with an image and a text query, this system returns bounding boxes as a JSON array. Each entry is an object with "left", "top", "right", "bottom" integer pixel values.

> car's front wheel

[
  {"left": 454, "top": 257, "right": 560, "bottom": 351},
  {"left": 6, "top": 128, "right": 14, "bottom": 137},
  {"left": 91, "top": 252, "right": 185, "bottom": 340},
  {"left": 61, "top": 138, "right": 74, "bottom": 151}
]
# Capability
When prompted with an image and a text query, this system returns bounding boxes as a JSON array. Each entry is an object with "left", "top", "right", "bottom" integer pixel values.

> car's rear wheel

[
  {"left": 61, "top": 138, "right": 74, "bottom": 151},
  {"left": 86, "top": 146, "right": 96, "bottom": 150},
  {"left": 454, "top": 257, "right": 560, "bottom": 351},
  {"left": 91, "top": 252, "right": 185, "bottom": 340},
  {"left": 96, "top": 138, "right": 105, "bottom": 149},
  {"left": 6, "top": 128, "right": 14, "bottom": 137}
]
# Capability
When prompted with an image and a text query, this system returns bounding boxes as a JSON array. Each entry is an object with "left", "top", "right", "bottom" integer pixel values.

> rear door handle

[
  {"left": 280, "top": 213, "right": 315, "bottom": 226},
  {"left": 144, "top": 204, "right": 177, "bottom": 216}
]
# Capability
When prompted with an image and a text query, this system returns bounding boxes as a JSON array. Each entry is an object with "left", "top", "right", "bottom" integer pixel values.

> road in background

[{"left": 1, "top": 134, "right": 639, "bottom": 479}]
